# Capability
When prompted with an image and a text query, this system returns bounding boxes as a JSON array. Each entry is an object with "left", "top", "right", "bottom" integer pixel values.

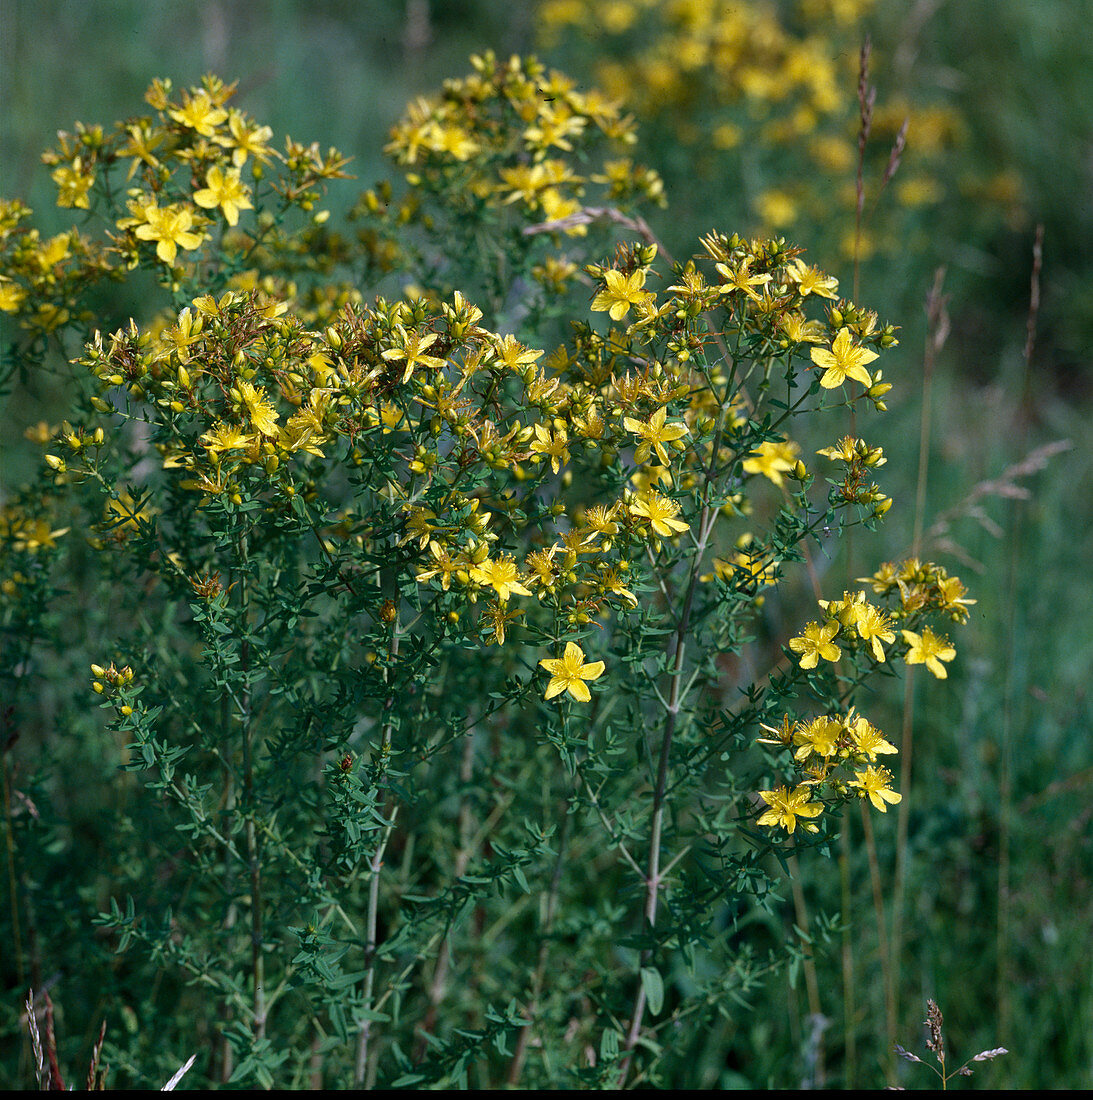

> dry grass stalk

[
  {"left": 880, "top": 118, "right": 910, "bottom": 195},
  {"left": 161, "top": 1054, "right": 197, "bottom": 1091},
  {"left": 916, "top": 439, "right": 1073, "bottom": 568},
  {"left": 895, "top": 999, "right": 1008, "bottom": 1085},
  {"left": 24, "top": 991, "right": 45, "bottom": 1090},
  {"left": 86, "top": 1019, "right": 107, "bottom": 1090}
]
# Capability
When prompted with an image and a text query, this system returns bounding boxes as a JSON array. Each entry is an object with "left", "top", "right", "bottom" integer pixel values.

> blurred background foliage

[{"left": 2, "top": 0, "right": 1091, "bottom": 1088}]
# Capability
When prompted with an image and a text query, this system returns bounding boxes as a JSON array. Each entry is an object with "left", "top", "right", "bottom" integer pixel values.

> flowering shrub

[{"left": 1, "top": 56, "right": 970, "bottom": 1088}]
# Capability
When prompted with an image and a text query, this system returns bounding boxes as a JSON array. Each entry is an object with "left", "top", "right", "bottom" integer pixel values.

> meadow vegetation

[{"left": 2, "top": 0, "right": 1089, "bottom": 1089}]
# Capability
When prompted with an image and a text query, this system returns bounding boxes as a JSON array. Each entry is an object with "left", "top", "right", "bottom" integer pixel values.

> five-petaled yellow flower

[
  {"left": 623, "top": 406, "right": 689, "bottom": 465},
  {"left": 850, "top": 766, "right": 902, "bottom": 812},
  {"left": 757, "top": 784, "right": 824, "bottom": 834},
  {"left": 715, "top": 259, "right": 772, "bottom": 302},
  {"left": 471, "top": 556, "right": 532, "bottom": 602},
  {"left": 901, "top": 627, "right": 956, "bottom": 678},
  {"left": 848, "top": 716, "right": 898, "bottom": 761},
  {"left": 743, "top": 438, "right": 801, "bottom": 487},
  {"left": 381, "top": 328, "right": 447, "bottom": 383},
  {"left": 591, "top": 269, "right": 653, "bottom": 321},
  {"left": 809, "top": 327, "right": 879, "bottom": 389},
  {"left": 539, "top": 641, "right": 605, "bottom": 702},
  {"left": 785, "top": 259, "right": 839, "bottom": 299},
  {"left": 132, "top": 201, "right": 206, "bottom": 264},
  {"left": 629, "top": 492, "right": 690, "bottom": 539},
  {"left": 788, "top": 620, "right": 840, "bottom": 669},
  {"left": 193, "top": 166, "right": 253, "bottom": 227},
  {"left": 169, "top": 90, "right": 228, "bottom": 137}
]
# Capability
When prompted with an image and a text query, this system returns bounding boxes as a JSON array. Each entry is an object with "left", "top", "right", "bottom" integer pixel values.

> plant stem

[
  {"left": 618, "top": 502, "right": 717, "bottom": 1084},
  {"left": 355, "top": 624, "right": 401, "bottom": 1087},
  {"left": 839, "top": 826, "right": 856, "bottom": 1085}
]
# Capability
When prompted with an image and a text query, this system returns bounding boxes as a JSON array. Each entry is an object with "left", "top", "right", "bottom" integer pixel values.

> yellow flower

[
  {"left": 847, "top": 715, "right": 897, "bottom": 761},
  {"left": 0, "top": 278, "right": 26, "bottom": 313},
  {"left": 818, "top": 590, "right": 867, "bottom": 630},
  {"left": 493, "top": 334, "right": 543, "bottom": 373},
  {"left": 788, "top": 620, "right": 840, "bottom": 669},
  {"left": 793, "top": 717, "right": 842, "bottom": 761},
  {"left": 850, "top": 766, "right": 902, "bottom": 812},
  {"left": 715, "top": 259, "right": 772, "bottom": 302},
  {"left": 497, "top": 162, "right": 548, "bottom": 206},
  {"left": 238, "top": 381, "right": 279, "bottom": 438},
  {"left": 482, "top": 600, "right": 524, "bottom": 646},
  {"left": 524, "top": 546, "right": 560, "bottom": 591},
  {"left": 629, "top": 492, "right": 689, "bottom": 539},
  {"left": 530, "top": 423, "right": 570, "bottom": 474},
  {"left": 428, "top": 123, "right": 480, "bottom": 161},
  {"left": 901, "top": 628, "right": 956, "bottom": 679},
  {"left": 854, "top": 603, "right": 896, "bottom": 662},
  {"left": 581, "top": 503, "right": 620, "bottom": 545},
  {"left": 809, "top": 328, "right": 879, "bottom": 389},
  {"left": 221, "top": 110, "right": 275, "bottom": 167},
  {"left": 757, "top": 784, "right": 824, "bottom": 834},
  {"left": 201, "top": 422, "right": 255, "bottom": 454},
  {"left": 539, "top": 187, "right": 585, "bottom": 234},
  {"left": 471, "top": 556, "right": 532, "bottom": 602},
  {"left": 193, "top": 165, "right": 253, "bottom": 227},
  {"left": 779, "top": 311, "right": 827, "bottom": 345},
  {"left": 599, "top": 566, "right": 637, "bottom": 607},
  {"left": 623, "top": 405, "right": 688, "bottom": 466},
  {"left": 742, "top": 439, "right": 800, "bottom": 487},
  {"left": 381, "top": 328, "right": 446, "bottom": 383},
  {"left": 935, "top": 574, "right": 976, "bottom": 622},
  {"left": 51, "top": 158, "right": 94, "bottom": 209},
  {"left": 118, "top": 121, "right": 163, "bottom": 178},
  {"left": 539, "top": 641, "right": 605, "bottom": 702},
  {"left": 169, "top": 90, "right": 228, "bottom": 137},
  {"left": 591, "top": 268, "right": 653, "bottom": 321},
  {"left": 785, "top": 259, "right": 839, "bottom": 299},
  {"left": 131, "top": 200, "right": 205, "bottom": 264},
  {"left": 416, "top": 541, "right": 458, "bottom": 591}
]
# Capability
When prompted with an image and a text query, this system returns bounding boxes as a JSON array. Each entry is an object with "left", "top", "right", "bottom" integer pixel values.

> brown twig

[
  {"left": 86, "top": 1019, "right": 107, "bottom": 1090},
  {"left": 43, "top": 990, "right": 65, "bottom": 1090}
]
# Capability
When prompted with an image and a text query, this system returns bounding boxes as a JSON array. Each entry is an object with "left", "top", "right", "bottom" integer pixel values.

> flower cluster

[
  {"left": 349, "top": 51, "right": 665, "bottom": 310},
  {"left": 0, "top": 493, "right": 69, "bottom": 603},
  {"left": 51, "top": 214, "right": 902, "bottom": 712},
  {"left": 90, "top": 661, "right": 136, "bottom": 717},
  {"left": 757, "top": 708, "right": 901, "bottom": 834},
  {"left": 787, "top": 560, "right": 971, "bottom": 680},
  {"left": 0, "top": 76, "right": 350, "bottom": 349},
  {"left": 759, "top": 559, "right": 972, "bottom": 832},
  {"left": 384, "top": 51, "right": 664, "bottom": 218}
]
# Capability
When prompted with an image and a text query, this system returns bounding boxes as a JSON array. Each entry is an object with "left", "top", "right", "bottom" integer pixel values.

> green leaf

[{"left": 641, "top": 965, "right": 665, "bottom": 1016}]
